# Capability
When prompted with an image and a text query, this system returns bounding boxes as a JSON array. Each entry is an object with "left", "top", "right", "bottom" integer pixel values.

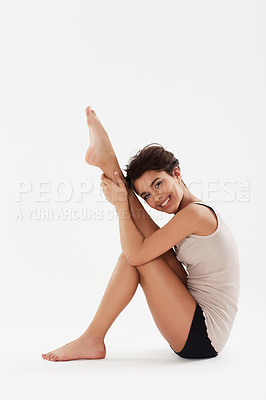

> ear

[{"left": 173, "top": 166, "right": 181, "bottom": 180}]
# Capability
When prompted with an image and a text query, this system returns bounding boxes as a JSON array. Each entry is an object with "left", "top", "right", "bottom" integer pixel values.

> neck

[{"left": 174, "top": 183, "right": 201, "bottom": 214}]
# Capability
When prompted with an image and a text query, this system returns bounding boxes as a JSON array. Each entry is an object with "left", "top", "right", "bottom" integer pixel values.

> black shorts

[{"left": 170, "top": 302, "right": 218, "bottom": 359}]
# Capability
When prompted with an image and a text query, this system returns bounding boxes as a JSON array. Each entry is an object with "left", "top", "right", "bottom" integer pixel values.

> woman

[{"left": 41, "top": 106, "right": 240, "bottom": 361}]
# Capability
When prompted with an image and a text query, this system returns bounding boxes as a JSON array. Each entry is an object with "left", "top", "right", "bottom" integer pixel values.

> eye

[{"left": 143, "top": 181, "right": 161, "bottom": 201}]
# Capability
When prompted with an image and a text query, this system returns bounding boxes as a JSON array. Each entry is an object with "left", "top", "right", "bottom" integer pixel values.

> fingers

[
  {"left": 100, "top": 175, "right": 106, "bottom": 189},
  {"left": 114, "top": 171, "right": 125, "bottom": 187},
  {"left": 100, "top": 173, "right": 123, "bottom": 189},
  {"left": 101, "top": 174, "right": 115, "bottom": 184}
]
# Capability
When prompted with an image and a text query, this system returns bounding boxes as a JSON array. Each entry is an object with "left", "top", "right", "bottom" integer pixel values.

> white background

[{"left": 1, "top": 0, "right": 265, "bottom": 399}]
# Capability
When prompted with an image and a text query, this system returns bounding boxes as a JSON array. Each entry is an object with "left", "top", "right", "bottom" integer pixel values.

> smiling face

[{"left": 134, "top": 167, "right": 184, "bottom": 214}]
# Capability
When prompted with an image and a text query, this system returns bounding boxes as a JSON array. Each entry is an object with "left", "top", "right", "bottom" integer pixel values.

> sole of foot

[{"left": 84, "top": 106, "right": 116, "bottom": 168}]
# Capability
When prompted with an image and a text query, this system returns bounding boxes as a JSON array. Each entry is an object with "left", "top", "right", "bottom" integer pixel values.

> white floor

[{"left": 1, "top": 301, "right": 265, "bottom": 400}]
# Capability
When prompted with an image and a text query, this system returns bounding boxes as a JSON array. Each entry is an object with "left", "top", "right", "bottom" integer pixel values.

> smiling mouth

[{"left": 160, "top": 195, "right": 171, "bottom": 208}]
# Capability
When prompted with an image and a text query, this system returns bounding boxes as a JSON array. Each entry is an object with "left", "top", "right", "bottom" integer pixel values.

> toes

[
  {"left": 51, "top": 353, "right": 58, "bottom": 362},
  {"left": 42, "top": 352, "right": 56, "bottom": 361},
  {"left": 85, "top": 106, "right": 92, "bottom": 116},
  {"left": 85, "top": 106, "right": 97, "bottom": 118}
]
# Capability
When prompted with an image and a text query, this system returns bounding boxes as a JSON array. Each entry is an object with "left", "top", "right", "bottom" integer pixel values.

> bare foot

[
  {"left": 41, "top": 335, "right": 106, "bottom": 362},
  {"left": 85, "top": 106, "right": 117, "bottom": 168}
]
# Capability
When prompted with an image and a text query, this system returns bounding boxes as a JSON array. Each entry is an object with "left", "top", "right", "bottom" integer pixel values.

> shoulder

[
  {"left": 184, "top": 202, "right": 218, "bottom": 235},
  {"left": 176, "top": 202, "right": 203, "bottom": 220},
  {"left": 174, "top": 203, "right": 206, "bottom": 234},
  {"left": 169, "top": 202, "right": 204, "bottom": 236}
]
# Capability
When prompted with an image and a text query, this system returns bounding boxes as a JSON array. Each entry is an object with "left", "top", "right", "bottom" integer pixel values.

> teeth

[{"left": 161, "top": 196, "right": 170, "bottom": 207}]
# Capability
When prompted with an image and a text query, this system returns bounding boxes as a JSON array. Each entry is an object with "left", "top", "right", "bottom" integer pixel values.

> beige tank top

[{"left": 174, "top": 201, "right": 240, "bottom": 354}]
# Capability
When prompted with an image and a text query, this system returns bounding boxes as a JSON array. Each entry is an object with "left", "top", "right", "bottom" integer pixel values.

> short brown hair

[{"left": 123, "top": 143, "right": 186, "bottom": 194}]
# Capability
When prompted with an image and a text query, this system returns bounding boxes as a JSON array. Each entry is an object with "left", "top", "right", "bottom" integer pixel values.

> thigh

[{"left": 135, "top": 256, "right": 196, "bottom": 353}]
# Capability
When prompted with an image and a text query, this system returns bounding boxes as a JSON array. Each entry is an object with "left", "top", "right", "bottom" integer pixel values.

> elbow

[
  {"left": 128, "top": 255, "right": 147, "bottom": 267},
  {"left": 123, "top": 252, "right": 135, "bottom": 266},
  {"left": 127, "top": 257, "right": 138, "bottom": 267},
  {"left": 125, "top": 254, "right": 140, "bottom": 267}
]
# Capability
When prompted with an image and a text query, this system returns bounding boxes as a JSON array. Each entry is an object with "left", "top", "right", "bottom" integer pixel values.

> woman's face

[{"left": 134, "top": 167, "right": 183, "bottom": 214}]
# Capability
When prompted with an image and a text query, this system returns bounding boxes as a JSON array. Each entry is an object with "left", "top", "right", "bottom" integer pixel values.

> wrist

[
  {"left": 115, "top": 201, "right": 129, "bottom": 211},
  {"left": 115, "top": 202, "right": 130, "bottom": 218}
]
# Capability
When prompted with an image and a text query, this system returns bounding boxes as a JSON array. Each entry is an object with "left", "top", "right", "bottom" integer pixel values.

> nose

[{"left": 155, "top": 193, "right": 162, "bottom": 204}]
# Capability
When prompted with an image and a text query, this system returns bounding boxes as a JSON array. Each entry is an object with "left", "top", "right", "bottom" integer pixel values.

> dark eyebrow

[{"left": 140, "top": 177, "right": 161, "bottom": 198}]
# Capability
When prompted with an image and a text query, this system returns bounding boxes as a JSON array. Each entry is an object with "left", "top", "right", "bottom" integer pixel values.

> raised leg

[
  {"left": 84, "top": 106, "right": 187, "bottom": 286},
  {"left": 41, "top": 107, "right": 188, "bottom": 362},
  {"left": 83, "top": 106, "right": 193, "bottom": 352}
]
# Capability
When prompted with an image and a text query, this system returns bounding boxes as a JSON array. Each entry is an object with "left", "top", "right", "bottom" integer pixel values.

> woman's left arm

[{"left": 115, "top": 202, "right": 199, "bottom": 267}]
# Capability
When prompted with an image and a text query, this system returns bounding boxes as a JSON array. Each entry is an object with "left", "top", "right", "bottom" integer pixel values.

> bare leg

[
  {"left": 85, "top": 106, "right": 187, "bottom": 286},
  {"left": 41, "top": 107, "right": 187, "bottom": 361},
  {"left": 135, "top": 258, "right": 196, "bottom": 353},
  {"left": 41, "top": 253, "right": 140, "bottom": 361},
  {"left": 84, "top": 106, "right": 196, "bottom": 350}
]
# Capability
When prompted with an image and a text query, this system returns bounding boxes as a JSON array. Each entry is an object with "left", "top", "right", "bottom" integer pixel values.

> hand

[{"left": 100, "top": 171, "right": 129, "bottom": 209}]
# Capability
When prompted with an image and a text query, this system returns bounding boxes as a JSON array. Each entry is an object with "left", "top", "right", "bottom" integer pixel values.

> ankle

[
  {"left": 81, "top": 328, "right": 105, "bottom": 342},
  {"left": 101, "top": 154, "right": 119, "bottom": 171}
]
